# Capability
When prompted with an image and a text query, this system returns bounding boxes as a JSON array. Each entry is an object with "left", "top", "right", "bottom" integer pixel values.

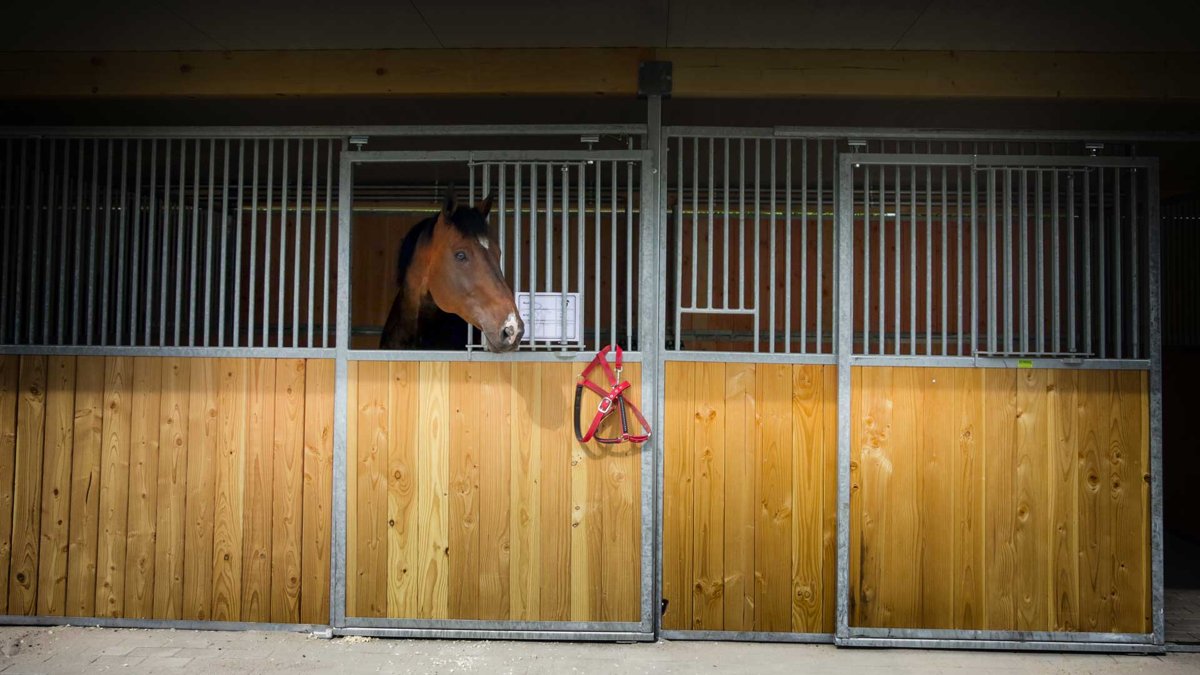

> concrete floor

[{"left": 2, "top": 627, "right": 1199, "bottom": 675}]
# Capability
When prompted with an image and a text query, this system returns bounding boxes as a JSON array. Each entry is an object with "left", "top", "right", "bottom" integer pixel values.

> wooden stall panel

[
  {"left": 346, "top": 360, "right": 644, "bottom": 623},
  {"left": 0, "top": 357, "right": 336, "bottom": 626},
  {"left": 662, "top": 361, "right": 837, "bottom": 634},
  {"left": 849, "top": 366, "right": 1151, "bottom": 634}
]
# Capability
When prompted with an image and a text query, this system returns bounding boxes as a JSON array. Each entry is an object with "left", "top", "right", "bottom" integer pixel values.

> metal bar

[
  {"left": 941, "top": 165, "right": 948, "bottom": 355},
  {"left": 611, "top": 160, "right": 617, "bottom": 347},
  {"left": 593, "top": 161, "right": 600, "bottom": 350},
  {"left": 1098, "top": 166, "right": 1106, "bottom": 359},
  {"left": 1084, "top": 170, "right": 1092, "bottom": 355},
  {"left": 263, "top": 139, "right": 274, "bottom": 349},
  {"left": 1146, "top": 161, "right": 1163, "bottom": 647},
  {"left": 862, "top": 161, "right": 870, "bottom": 355},
  {"left": 708, "top": 137, "right": 715, "bottom": 310},
  {"left": 0, "top": 140, "right": 10, "bottom": 343},
  {"left": 332, "top": 150, "right": 353, "bottom": 630},
  {"left": 970, "top": 167, "right": 978, "bottom": 357},
  {"left": 74, "top": 141, "right": 86, "bottom": 344},
  {"left": 323, "top": 139, "right": 334, "bottom": 349},
  {"left": 1052, "top": 171, "right": 1060, "bottom": 354},
  {"left": 233, "top": 139, "right": 245, "bottom": 348},
  {"left": 895, "top": 163, "right": 901, "bottom": 355},
  {"left": 816, "top": 140, "right": 823, "bottom": 353},
  {"left": 0, "top": 345, "right": 336, "bottom": 359},
  {"left": 923, "top": 164, "right": 930, "bottom": 355},
  {"left": 692, "top": 139, "right": 699, "bottom": 314},
  {"left": 529, "top": 163, "right": 538, "bottom": 349},
  {"left": 1114, "top": 167, "right": 1123, "bottom": 359},
  {"left": 15, "top": 139, "right": 31, "bottom": 343},
  {"left": 99, "top": 140, "right": 113, "bottom": 345},
  {"left": 561, "top": 162, "right": 569, "bottom": 345},
  {"left": 754, "top": 139, "right": 761, "bottom": 352},
  {"left": 724, "top": 138, "right": 730, "bottom": 310},
  {"left": 1131, "top": 167, "right": 1139, "bottom": 359},
  {"left": 660, "top": 630, "right": 833, "bottom": 644},
  {"left": 278, "top": 139, "right": 289, "bottom": 349},
  {"left": 349, "top": 149, "right": 643, "bottom": 164},
  {"left": 188, "top": 138, "right": 201, "bottom": 346},
  {"left": 56, "top": 140, "right": 72, "bottom": 344},
  {"left": 740, "top": 139, "right": 746, "bottom": 311},
  {"left": 127, "top": 141, "right": 142, "bottom": 346},
  {"left": 4, "top": 123, "right": 647, "bottom": 139},
  {"left": 987, "top": 168, "right": 997, "bottom": 353},
  {"left": 41, "top": 139, "right": 56, "bottom": 345},
  {"left": 674, "top": 140, "right": 682, "bottom": 350},
  {"left": 785, "top": 140, "right": 792, "bottom": 352},
  {"left": 202, "top": 139, "right": 216, "bottom": 347},
  {"left": 577, "top": 161, "right": 584, "bottom": 349},
  {"left": 513, "top": 163, "right": 522, "bottom": 326},
  {"left": 294, "top": 139, "right": 305, "bottom": 349},
  {"left": 1036, "top": 170, "right": 1045, "bottom": 353},
  {"left": 852, "top": 355, "right": 1147, "bottom": 371},
  {"left": 769, "top": 139, "right": 777, "bottom": 352},
  {"left": 845, "top": 625, "right": 1154, "bottom": 644},
  {"left": 0, "top": 615, "right": 327, "bottom": 634},
  {"left": 335, "top": 627, "right": 652, "bottom": 643},
  {"left": 173, "top": 138, "right": 187, "bottom": 346},
  {"left": 880, "top": 165, "right": 887, "bottom": 356},
  {"left": 679, "top": 308, "right": 758, "bottom": 315},
  {"left": 218, "top": 139, "right": 231, "bottom": 346},
  {"left": 158, "top": 139, "right": 171, "bottom": 346},
  {"left": 1068, "top": 172, "right": 1076, "bottom": 353},
  {"left": 626, "top": 149, "right": 634, "bottom": 348},
  {"left": 835, "top": 153, "right": 854, "bottom": 643},
  {"left": 1020, "top": 169, "right": 1029, "bottom": 354}
]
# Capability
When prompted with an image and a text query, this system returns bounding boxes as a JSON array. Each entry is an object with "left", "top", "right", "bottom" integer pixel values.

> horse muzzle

[{"left": 485, "top": 312, "right": 524, "bottom": 352}]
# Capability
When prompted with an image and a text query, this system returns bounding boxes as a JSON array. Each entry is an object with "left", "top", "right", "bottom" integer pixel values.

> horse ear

[
  {"left": 441, "top": 188, "right": 457, "bottom": 219},
  {"left": 477, "top": 194, "right": 495, "bottom": 219}
]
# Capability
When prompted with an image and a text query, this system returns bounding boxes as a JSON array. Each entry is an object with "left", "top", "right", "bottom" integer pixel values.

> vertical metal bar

[
  {"left": 99, "top": 139, "right": 113, "bottom": 345},
  {"left": 1035, "top": 170, "right": 1045, "bottom": 353},
  {"left": 801, "top": 137, "right": 811, "bottom": 353},
  {"left": 708, "top": 137, "right": 715, "bottom": 309},
  {"left": 278, "top": 140, "right": 289, "bottom": 348},
  {"left": 41, "top": 138, "right": 56, "bottom": 345},
  {"left": 593, "top": 160, "right": 600, "bottom": 350},
  {"left": 218, "top": 138, "right": 231, "bottom": 347},
  {"left": 1146, "top": 161, "right": 1164, "bottom": 647},
  {"left": 753, "top": 139, "right": 761, "bottom": 352},
  {"left": 577, "top": 161, "right": 584, "bottom": 350},
  {"left": 925, "top": 164, "right": 932, "bottom": 356},
  {"left": 988, "top": 168, "right": 997, "bottom": 353},
  {"left": 1083, "top": 170, "right": 1092, "bottom": 355},
  {"left": 499, "top": 162, "right": 507, "bottom": 273},
  {"left": 895, "top": 163, "right": 901, "bottom": 356},
  {"left": 530, "top": 163, "right": 538, "bottom": 348},
  {"left": 674, "top": 140, "right": 682, "bottom": 349},
  {"left": 769, "top": 139, "right": 776, "bottom": 352},
  {"left": 611, "top": 160, "right": 618, "bottom": 347},
  {"left": 57, "top": 140, "right": 72, "bottom": 344},
  {"left": 816, "top": 140, "right": 823, "bottom": 353},
  {"left": 262, "top": 139, "right": 274, "bottom": 349},
  {"left": 13, "top": 140, "right": 28, "bottom": 344},
  {"left": 1114, "top": 167, "right": 1123, "bottom": 359},
  {"left": 970, "top": 166, "right": 978, "bottom": 357},
  {"left": 0, "top": 140, "right": 11, "bottom": 343},
  {"left": 248, "top": 140, "right": 260, "bottom": 349},
  {"left": 201, "top": 139, "right": 215, "bottom": 347},
  {"left": 691, "top": 138, "right": 698, "bottom": 311},
  {"left": 862, "top": 160, "right": 870, "bottom": 355},
  {"left": 128, "top": 140, "right": 143, "bottom": 346},
  {"left": 909, "top": 161, "right": 916, "bottom": 355},
  {"left": 331, "top": 149, "right": 353, "bottom": 630},
  {"left": 73, "top": 141, "right": 86, "bottom": 344},
  {"left": 724, "top": 137, "right": 730, "bottom": 310},
  {"left": 561, "top": 162, "right": 569, "bottom": 345},
  {"left": 173, "top": 138, "right": 187, "bottom": 346},
  {"left": 834, "top": 153, "right": 855, "bottom": 645},
  {"left": 513, "top": 162, "right": 522, "bottom": 317},
  {"left": 785, "top": 139, "right": 792, "bottom": 352},
  {"left": 626, "top": 149, "right": 633, "bottom": 348},
  {"left": 1053, "top": 171, "right": 1061, "bottom": 354},
  {"left": 293, "top": 139, "right": 304, "bottom": 349},
  {"left": 323, "top": 139, "right": 334, "bottom": 349},
  {"left": 941, "top": 165, "right": 947, "bottom": 355},
  {"left": 1132, "top": 167, "right": 1140, "bottom": 359},
  {"left": 188, "top": 138, "right": 201, "bottom": 346},
  {"left": 880, "top": 164, "right": 886, "bottom": 356},
  {"left": 158, "top": 139, "right": 172, "bottom": 346},
  {"left": 233, "top": 139, "right": 245, "bottom": 348},
  {"left": 740, "top": 139, "right": 746, "bottom": 310},
  {"left": 1020, "top": 169, "right": 1029, "bottom": 354},
  {"left": 1098, "top": 167, "right": 1106, "bottom": 359}
]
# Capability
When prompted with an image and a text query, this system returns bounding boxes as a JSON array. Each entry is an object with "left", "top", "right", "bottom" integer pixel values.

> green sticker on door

[{"left": 1017, "top": 359, "right": 1033, "bottom": 369}]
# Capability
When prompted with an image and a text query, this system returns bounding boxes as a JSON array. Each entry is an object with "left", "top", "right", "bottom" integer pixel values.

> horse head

[{"left": 423, "top": 191, "right": 525, "bottom": 352}]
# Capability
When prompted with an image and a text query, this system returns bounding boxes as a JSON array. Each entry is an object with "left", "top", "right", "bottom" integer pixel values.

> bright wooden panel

[
  {"left": 301, "top": 358, "right": 334, "bottom": 625},
  {"left": 951, "top": 368, "right": 985, "bottom": 630},
  {"left": 448, "top": 362, "right": 480, "bottom": 619},
  {"left": 8, "top": 356, "right": 47, "bottom": 615},
  {"left": 417, "top": 361, "right": 449, "bottom": 619},
  {"left": 386, "top": 361, "right": 419, "bottom": 618},
  {"left": 123, "top": 357, "right": 162, "bottom": 619},
  {"left": 211, "top": 358, "right": 248, "bottom": 622},
  {"left": 152, "top": 357, "right": 189, "bottom": 620},
  {"left": 355, "top": 361, "right": 389, "bottom": 618},
  {"left": 917, "top": 367, "right": 953, "bottom": 629},
  {"left": 240, "top": 358, "right": 276, "bottom": 622},
  {"left": 538, "top": 362, "right": 570, "bottom": 622},
  {"left": 723, "top": 362, "right": 755, "bottom": 632},
  {"left": 509, "top": 362, "right": 540, "bottom": 620},
  {"left": 790, "top": 364, "right": 823, "bottom": 633},
  {"left": 692, "top": 362, "right": 725, "bottom": 630},
  {"left": 477, "top": 362, "right": 512, "bottom": 621},
  {"left": 94, "top": 356, "right": 132, "bottom": 618},
  {"left": 602, "top": 362, "right": 641, "bottom": 622},
  {"left": 0, "top": 356, "right": 18, "bottom": 615},
  {"left": 36, "top": 356, "right": 76, "bottom": 616},
  {"left": 271, "top": 359, "right": 306, "bottom": 624},
  {"left": 662, "top": 361, "right": 694, "bottom": 630},
  {"left": 65, "top": 357, "right": 104, "bottom": 617},
  {"left": 182, "top": 359, "right": 218, "bottom": 621}
]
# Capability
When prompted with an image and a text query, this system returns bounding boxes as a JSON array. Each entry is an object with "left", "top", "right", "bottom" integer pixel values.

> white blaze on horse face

[
  {"left": 477, "top": 235, "right": 489, "bottom": 250},
  {"left": 503, "top": 312, "right": 519, "bottom": 338}
]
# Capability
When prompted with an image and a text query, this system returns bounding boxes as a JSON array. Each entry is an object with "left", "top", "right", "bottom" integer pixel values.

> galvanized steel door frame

[
  {"left": 834, "top": 152, "right": 1164, "bottom": 652},
  {"left": 331, "top": 140, "right": 661, "bottom": 641}
]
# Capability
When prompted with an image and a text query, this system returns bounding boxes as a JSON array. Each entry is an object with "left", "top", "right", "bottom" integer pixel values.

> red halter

[{"left": 573, "top": 345, "right": 652, "bottom": 445}]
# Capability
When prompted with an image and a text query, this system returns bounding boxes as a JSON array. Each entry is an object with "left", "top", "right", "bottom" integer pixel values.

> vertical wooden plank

[
  {"left": 183, "top": 358, "right": 219, "bottom": 620},
  {"left": 853, "top": 366, "right": 893, "bottom": 627},
  {"left": 448, "top": 362, "right": 481, "bottom": 619},
  {"left": 0, "top": 356, "right": 18, "bottom": 615},
  {"left": 662, "top": 361, "right": 693, "bottom": 629},
  {"left": 1078, "top": 370, "right": 1112, "bottom": 632},
  {"left": 754, "top": 363, "right": 793, "bottom": 632},
  {"left": 36, "top": 356, "right": 76, "bottom": 616},
  {"left": 722, "top": 362, "right": 754, "bottom": 632},
  {"left": 918, "top": 367, "right": 954, "bottom": 628},
  {"left": 8, "top": 356, "right": 46, "bottom": 615},
  {"left": 301, "top": 358, "right": 334, "bottom": 625},
  {"left": 820, "top": 364, "right": 838, "bottom": 634},
  {"left": 417, "top": 361, "right": 449, "bottom": 619},
  {"left": 604, "top": 363, "right": 641, "bottom": 622},
  {"left": 983, "top": 368, "right": 1017, "bottom": 630},
  {"left": 538, "top": 362, "right": 570, "bottom": 622},
  {"left": 849, "top": 367, "right": 863, "bottom": 626},
  {"left": 271, "top": 358, "right": 306, "bottom": 623},
  {"left": 1048, "top": 368, "right": 1079, "bottom": 631},
  {"left": 477, "top": 362, "right": 512, "bottom": 621},
  {"left": 1014, "top": 368, "right": 1049, "bottom": 631},
  {"left": 152, "top": 357, "right": 189, "bottom": 620},
  {"left": 692, "top": 362, "right": 725, "bottom": 630},
  {"left": 356, "top": 361, "right": 390, "bottom": 618},
  {"left": 790, "top": 364, "right": 823, "bottom": 633},
  {"left": 509, "top": 362, "right": 540, "bottom": 620},
  {"left": 952, "top": 368, "right": 985, "bottom": 630},
  {"left": 346, "top": 361, "right": 358, "bottom": 617},
  {"left": 884, "top": 366, "right": 920, "bottom": 629},
  {"left": 1112, "top": 370, "right": 1147, "bottom": 633},
  {"left": 240, "top": 358, "right": 276, "bottom": 622},
  {"left": 569, "top": 363, "right": 593, "bottom": 622},
  {"left": 65, "top": 356, "right": 104, "bottom": 617},
  {"left": 94, "top": 356, "right": 133, "bottom": 618},
  {"left": 123, "top": 357, "right": 163, "bottom": 619},
  {"left": 211, "top": 358, "right": 247, "bottom": 622},
  {"left": 386, "top": 361, "right": 419, "bottom": 618}
]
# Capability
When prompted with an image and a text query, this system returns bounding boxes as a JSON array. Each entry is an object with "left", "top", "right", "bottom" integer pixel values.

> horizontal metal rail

[{"left": 1, "top": 124, "right": 648, "bottom": 139}]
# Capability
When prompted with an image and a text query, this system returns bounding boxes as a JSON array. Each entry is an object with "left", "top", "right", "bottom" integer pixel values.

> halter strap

[{"left": 573, "top": 345, "right": 652, "bottom": 445}]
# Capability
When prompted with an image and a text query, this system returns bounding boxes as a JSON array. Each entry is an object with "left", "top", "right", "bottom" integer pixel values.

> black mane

[{"left": 394, "top": 205, "right": 490, "bottom": 286}]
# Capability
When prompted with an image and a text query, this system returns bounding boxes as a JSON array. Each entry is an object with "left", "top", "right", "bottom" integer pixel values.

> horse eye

[{"left": 455, "top": 250, "right": 468, "bottom": 262}]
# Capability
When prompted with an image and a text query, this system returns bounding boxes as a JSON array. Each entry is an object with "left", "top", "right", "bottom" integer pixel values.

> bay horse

[{"left": 380, "top": 191, "right": 524, "bottom": 351}]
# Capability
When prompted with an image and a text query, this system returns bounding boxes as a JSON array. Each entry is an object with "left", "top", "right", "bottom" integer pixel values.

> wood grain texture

[
  {"left": 477, "top": 362, "right": 512, "bottom": 621},
  {"left": 271, "top": 359, "right": 306, "bottom": 624},
  {"left": 211, "top": 359, "right": 248, "bottom": 622},
  {"left": 0, "top": 357, "right": 18, "bottom": 615},
  {"left": 417, "top": 361, "right": 449, "bottom": 620},
  {"left": 36, "top": 356, "right": 75, "bottom": 616},
  {"left": 301, "top": 358, "right": 334, "bottom": 625},
  {"left": 849, "top": 366, "right": 1150, "bottom": 634},
  {"left": 662, "top": 362, "right": 694, "bottom": 630},
  {"left": 123, "top": 357, "right": 162, "bottom": 619},
  {"left": 692, "top": 362, "right": 725, "bottom": 630},
  {"left": 65, "top": 357, "right": 104, "bottom": 617},
  {"left": 538, "top": 362, "right": 571, "bottom": 622},
  {"left": 448, "top": 362, "right": 480, "bottom": 619},
  {"left": 94, "top": 356, "right": 132, "bottom": 618},
  {"left": 354, "top": 361, "right": 390, "bottom": 618},
  {"left": 8, "top": 357, "right": 47, "bottom": 615},
  {"left": 386, "top": 361, "right": 419, "bottom": 618},
  {"left": 790, "top": 364, "right": 823, "bottom": 634},
  {"left": 509, "top": 361, "right": 540, "bottom": 621},
  {"left": 723, "top": 362, "right": 756, "bottom": 632},
  {"left": 240, "top": 358, "right": 275, "bottom": 622},
  {"left": 182, "top": 359, "right": 218, "bottom": 621},
  {"left": 152, "top": 358, "right": 189, "bottom": 620}
]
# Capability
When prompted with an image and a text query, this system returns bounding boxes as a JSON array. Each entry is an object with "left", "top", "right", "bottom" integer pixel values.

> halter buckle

[{"left": 597, "top": 396, "right": 614, "bottom": 415}]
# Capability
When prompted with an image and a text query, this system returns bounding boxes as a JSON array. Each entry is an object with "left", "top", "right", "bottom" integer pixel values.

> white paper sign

[{"left": 517, "top": 292, "right": 582, "bottom": 343}]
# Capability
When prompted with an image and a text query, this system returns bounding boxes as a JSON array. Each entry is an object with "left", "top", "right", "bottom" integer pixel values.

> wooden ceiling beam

[{"left": 2, "top": 48, "right": 1198, "bottom": 100}]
